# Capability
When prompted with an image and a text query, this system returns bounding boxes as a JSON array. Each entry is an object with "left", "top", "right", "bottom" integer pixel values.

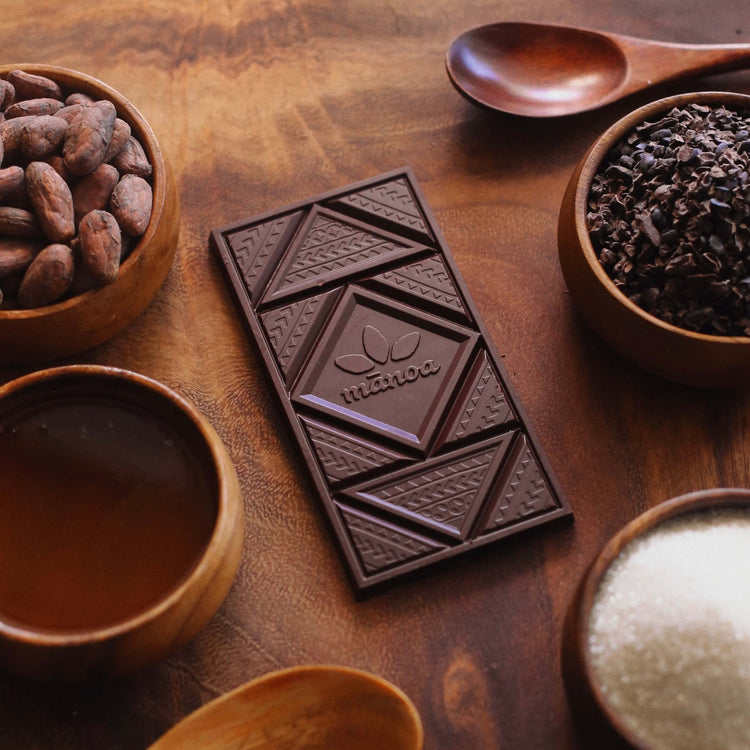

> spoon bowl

[
  {"left": 446, "top": 22, "right": 750, "bottom": 117},
  {"left": 148, "top": 665, "right": 424, "bottom": 750}
]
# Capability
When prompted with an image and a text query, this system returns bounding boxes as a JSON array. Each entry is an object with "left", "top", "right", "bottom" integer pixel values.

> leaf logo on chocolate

[
  {"left": 335, "top": 325, "right": 421, "bottom": 373},
  {"left": 334, "top": 325, "right": 440, "bottom": 403}
]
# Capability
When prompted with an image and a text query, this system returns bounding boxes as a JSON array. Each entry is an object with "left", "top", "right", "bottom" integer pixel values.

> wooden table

[{"left": 1, "top": 1, "right": 749, "bottom": 747}]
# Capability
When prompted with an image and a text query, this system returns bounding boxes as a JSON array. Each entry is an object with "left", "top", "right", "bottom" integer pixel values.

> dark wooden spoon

[{"left": 446, "top": 22, "right": 750, "bottom": 117}]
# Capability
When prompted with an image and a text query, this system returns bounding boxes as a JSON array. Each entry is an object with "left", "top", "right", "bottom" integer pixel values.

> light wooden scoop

[
  {"left": 446, "top": 22, "right": 750, "bottom": 117},
  {"left": 147, "top": 665, "right": 424, "bottom": 750}
]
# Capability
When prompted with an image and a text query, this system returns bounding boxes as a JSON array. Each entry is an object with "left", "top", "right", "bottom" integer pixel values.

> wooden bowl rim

[
  {"left": 568, "top": 90, "right": 750, "bottom": 348},
  {"left": 0, "top": 364, "right": 236, "bottom": 646},
  {"left": 0, "top": 63, "right": 167, "bottom": 320},
  {"left": 151, "top": 664, "right": 424, "bottom": 750},
  {"left": 574, "top": 487, "right": 750, "bottom": 748}
]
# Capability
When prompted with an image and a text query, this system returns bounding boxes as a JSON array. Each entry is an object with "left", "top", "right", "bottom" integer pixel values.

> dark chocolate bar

[{"left": 210, "top": 168, "right": 571, "bottom": 593}]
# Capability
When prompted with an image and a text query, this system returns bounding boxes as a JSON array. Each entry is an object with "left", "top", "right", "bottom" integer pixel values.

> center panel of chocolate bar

[{"left": 291, "top": 286, "right": 477, "bottom": 452}]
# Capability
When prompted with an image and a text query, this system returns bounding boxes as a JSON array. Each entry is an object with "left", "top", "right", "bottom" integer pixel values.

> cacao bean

[
  {"left": 7, "top": 70, "right": 63, "bottom": 102},
  {"left": 0, "top": 207, "right": 41, "bottom": 238},
  {"left": 78, "top": 209, "right": 121, "bottom": 284},
  {"left": 0, "top": 237, "right": 40, "bottom": 278},
  {"left": 43, "top": 155, "right": 72, "bottom": 183},
  {"left": 103, "top": 118, "right": 131, "bottom": 162},
  {"left": 72, "top": 163, "right": 119, "bottom": 224},
  {"left": 110, "top": 134, "right": 152, "bottom": 177},
  {"left": 110, "top": 174, "right": 152, "bottom": 236},
  {"left": 19, "top": 115, "right": 68, "bottom": 160},
  {"left": 55, "top": 103, "right": 86, "bottom": 123},
  {"left": 5, "top": 98, "right": 64, "bottom": 119},
  {"left": 0, "top": 115, "right": 34, "bottom": 158},
  {"left": 65, "top": 92, "right": 94, "bottom": 107},
  {"left": 25, "top": 161, "right": 75, "bottom": 242},
  {"left": 63, "top": 99, "right": 116, "bottom": 176},
  {"left": 0, "top": 80, "right": 15, "bottom": 110},
  {"left": 18, "top": 243, "right": 73, "bottom": 308},
  {"left": 0, "top": 166, "right": 25, "bottom": 200}
]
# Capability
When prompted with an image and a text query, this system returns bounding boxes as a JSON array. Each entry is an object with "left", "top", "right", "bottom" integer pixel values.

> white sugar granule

[{"left": 587, "top": 509, "right": 750, "bottom": 750}]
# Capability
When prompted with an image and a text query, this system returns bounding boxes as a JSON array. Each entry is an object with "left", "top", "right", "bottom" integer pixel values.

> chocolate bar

[{"left": 210, "top": 168, "right": 571, "bottom": 593}]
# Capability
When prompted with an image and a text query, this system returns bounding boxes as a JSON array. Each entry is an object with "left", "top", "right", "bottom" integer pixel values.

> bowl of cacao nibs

[
  {"left": 0, "top": 64, "right": 179, "bottom": 363},
  {"left": 558, "top": 91, "right": 750, "bottom": 389}
]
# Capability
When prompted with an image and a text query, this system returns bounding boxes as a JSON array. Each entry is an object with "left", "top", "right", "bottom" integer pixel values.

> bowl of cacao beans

[
  {"left": 558, "top": 91, "right": 750, "bottom": 389},
  {"left": 0, "top": 64, "right": 179, "bottom": 363},
  {"left": 0, "top": 365, "right": 244, "bottom": 681}
]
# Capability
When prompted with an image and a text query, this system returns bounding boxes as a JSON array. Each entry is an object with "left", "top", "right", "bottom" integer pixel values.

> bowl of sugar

[
  {"left": 562, "top": 488, "right": 750, "bottom": 750},
  {"left": 0, "top": 365, "right": 244, "bottom": 681}
]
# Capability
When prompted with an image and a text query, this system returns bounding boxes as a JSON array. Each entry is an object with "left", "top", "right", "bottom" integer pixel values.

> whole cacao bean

[
  {"left": 7, "top": 70, "right": 62, "bottom": 102},
  {"left": 65, "top": 92, "right": 94, "bottom": 107},
  {"left": 55, "top": 103, "right": 86, "bottom": 124},
  {"left": 0, "top": 80, "right": 15, "bottom": 110},
  {"left": 18, "top": 243, "right": 73, "bottom": 308},
  {"left": 25, "top": 161, "right": 75, "bottom": 242},
  {"left": 19, "top": 115, "right": 68, "bottom": 160},
  {"left": 0, "top": 165, "right": 25, "bottom": 200},
  {"left": 0, "top": 237, "right": 40, "bottom": 278},
  {"left": 110, "top": 134, "right": 152, "bottom": 177},
  {"left": 0, "top": 115, "right": 35, "bottom": 159},
  {"left": 103, "top": 118, "right": 131, "bottom": 162},
  {"left": 110, "top": 174, "right": 152, "bottom": 236},
  {"left": 63, "top": 99, "right": 116, "bottom": 176},
  {"left": 78, "top": 209, "right": 121, "bottom": 284},
  {"left": 72, "top": 163, "right": 119, "bottom": 224},
  {"left": 5, "top": 98, "right": 64, "bottom": 119},
  {"left": 0, "top": 207, "right": 41, "bottom": 238}
]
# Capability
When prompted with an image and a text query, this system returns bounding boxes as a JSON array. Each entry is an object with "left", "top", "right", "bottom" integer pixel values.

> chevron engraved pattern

[
  {"left": 482, "top": 436, "right": 557, "bottom": 534},
  {"left": 438, "top": 351, "right": 515, "bottom": 449},
  {"left": 338, "top": 505, "right": 443, "bottom": 574},
  {"left": 334, "top": 178, "right": 432, "bottom": 239},
  {"left": 370, "top": 256, "right": 469, "bottom": 318},
  {"left": 353, "top": 442, "right": 508, "bottom": 537},
  {"left": 301, "top": 417, "right": 407, "bottom": 484},
  {"left": 279, "top": 213, "right": 406, "bottom": 290},
  {"left": 226, "top": 213, "right": 297, "bottom": 302}
]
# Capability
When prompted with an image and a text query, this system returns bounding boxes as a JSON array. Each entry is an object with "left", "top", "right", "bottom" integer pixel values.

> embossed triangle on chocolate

[
  {"left": 261, "top": 206, "right": 428, "bottom": 306},
  {"left": 477, "top": 434, "right": 559, "bottom": 536},
  {"left": 222, "top": 210, "right": 304, "bottom": 306},
  {"left": 433, "top": 349, "right": 516, "bottom": 452},
  {"left": 300, "top": 416, "right": 412, "bottom": 486},
  {"left": 365, "top": 255, "right": 471, "bottom": 323},
  {"left": 336, "top": 503, "right": 445, "bottom": 576},
  {"left": 260, "top": 289, "right": 340, "bottom": 385},
  {"left": 342, "top": 434, "right": 515, "bottom": 540},
  {"left": 328, "top": 176, "right": 433, "bottom": 243}
]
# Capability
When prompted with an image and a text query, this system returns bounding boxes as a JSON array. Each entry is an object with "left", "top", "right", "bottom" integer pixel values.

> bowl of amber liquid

[{"left": 0, "top": 365, "right": 243, "bottom": 681}]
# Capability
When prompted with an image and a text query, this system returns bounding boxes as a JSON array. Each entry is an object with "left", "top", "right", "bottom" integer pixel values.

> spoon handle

[{"left": 620, "top": 36, "right": 750, "bottom": 90}]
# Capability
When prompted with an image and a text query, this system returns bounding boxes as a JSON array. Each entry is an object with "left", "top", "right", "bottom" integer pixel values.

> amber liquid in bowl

[{"left": 0, "top": 398, "right": 217, "bottom": 634}]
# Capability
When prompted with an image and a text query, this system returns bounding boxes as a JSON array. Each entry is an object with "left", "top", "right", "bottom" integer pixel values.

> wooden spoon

[
  {"left": 446, "top": 22, "right": 750, "bottom": 117},
  {"left": 147, "top": 665, "right": 424, "bottom": 750}
]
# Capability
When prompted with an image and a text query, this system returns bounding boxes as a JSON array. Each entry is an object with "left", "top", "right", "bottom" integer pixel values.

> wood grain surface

[{"left": 0, "top": 1, "right": 748, "bottom": 748}]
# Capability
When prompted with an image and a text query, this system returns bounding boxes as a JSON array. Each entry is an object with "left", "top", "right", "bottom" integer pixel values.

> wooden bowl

[
  {"left": 0, "top": 365, "right": 243, "bottom": 681},
  {"left": 558, "top": 92, "right": 750, "bottom": 389},
  {"left": 0, "top": 64, "right": 180, "bottom": 363},
  {"left": 148, "top": 665, "right": 424, "bottom": 750},
  {"left": 562, "top": 488, "right": 750, "bottom": 749}
]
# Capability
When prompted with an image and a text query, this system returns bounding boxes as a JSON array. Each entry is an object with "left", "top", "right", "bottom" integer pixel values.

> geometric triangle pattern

[
  {"left": 330, "top": 176, "right": 433, "bottom": 242},
  {"left": 342, "top": 434, "right": 514, "bottom": 540},
  {"left": 367, "top": 255, "right": 470, "bottom": 322},
  {"left": 262, "top": 206, "right": 425, "bottom": 305},
  {"left": 479, "top": 434, "right": 558, "bottom": 535},
  {"left": 300, "top": 416, "right": 411, "bottom": 485},
  {"left": 224, "top": 210, "right": 303, "bottom": 305},
  {"left": 434, "top": 349, "right": 516, "bottom": 451},
  {"left": 336, "top": 503, "right": 445, "bottom": 575},
  {"left": 260, "top": 289, "right": 340, "bottom": 384}
]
